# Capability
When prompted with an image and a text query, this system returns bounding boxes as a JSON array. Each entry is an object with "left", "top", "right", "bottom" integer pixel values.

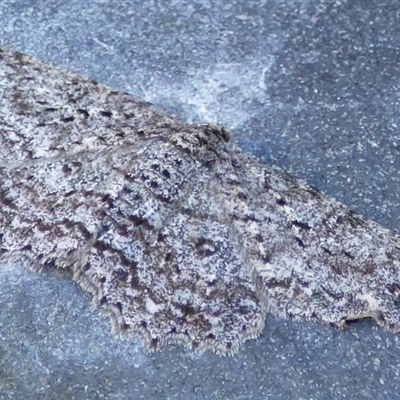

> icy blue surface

[{"left": 1, "top": 1, "right": 400, "bottom": 398}]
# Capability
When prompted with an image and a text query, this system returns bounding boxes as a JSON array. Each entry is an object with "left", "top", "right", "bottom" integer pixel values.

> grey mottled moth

[{"left": 1, "top": 47, "right": 399, "bottom": 354}]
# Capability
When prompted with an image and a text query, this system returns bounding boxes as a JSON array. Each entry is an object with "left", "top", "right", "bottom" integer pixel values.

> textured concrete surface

[{"left": 1, "top": 1, "right": 400, "bottom": 399}]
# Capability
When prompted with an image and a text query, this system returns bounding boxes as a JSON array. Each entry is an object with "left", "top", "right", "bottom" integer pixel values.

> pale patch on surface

[{"left": 142, "top": 58, "right": 274, "bottom": 129}]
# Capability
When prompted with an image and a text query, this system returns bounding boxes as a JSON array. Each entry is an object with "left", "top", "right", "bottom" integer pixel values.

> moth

[{"left": 1, "top": 46, "right": 400, "bottom": 354}]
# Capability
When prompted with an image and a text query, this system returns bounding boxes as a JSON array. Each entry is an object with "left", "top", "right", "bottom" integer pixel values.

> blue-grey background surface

[{"left": 1, "top": 1, "right": 400, "bottom": 399}]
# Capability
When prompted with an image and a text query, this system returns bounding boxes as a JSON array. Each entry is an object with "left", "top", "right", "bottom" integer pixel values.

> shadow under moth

[{"left": 1, "top": 46, "right": 400, "bottom": 354}]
